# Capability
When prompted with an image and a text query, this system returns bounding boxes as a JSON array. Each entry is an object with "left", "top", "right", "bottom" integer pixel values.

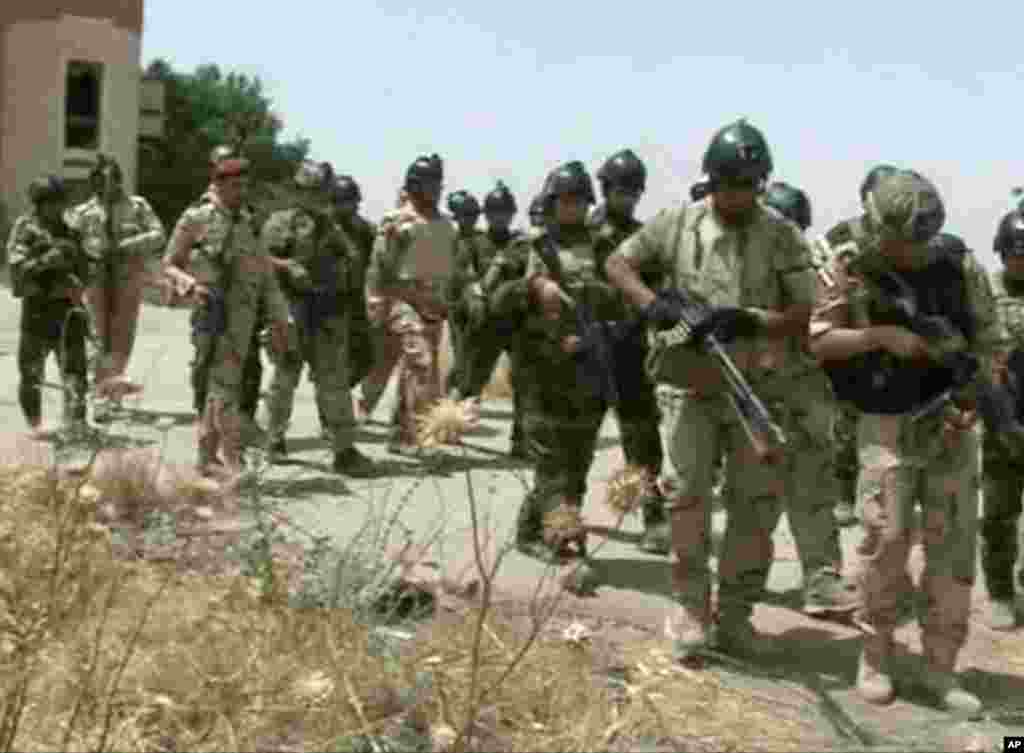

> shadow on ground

[{"left": 119, "top": 407, "right": 197, "bottom": 427}]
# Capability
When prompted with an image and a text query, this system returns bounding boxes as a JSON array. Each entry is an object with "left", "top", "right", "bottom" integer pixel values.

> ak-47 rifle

[{"left": 655, "top": 288, "right": 789, "bottom": 462}]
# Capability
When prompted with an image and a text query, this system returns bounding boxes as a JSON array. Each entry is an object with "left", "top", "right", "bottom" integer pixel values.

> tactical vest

[{"left": 826, "top": 252, "right": 974, "bottom": 414}]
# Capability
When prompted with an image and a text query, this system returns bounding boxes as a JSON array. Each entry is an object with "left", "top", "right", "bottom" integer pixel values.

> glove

[
  {"left": 640, "top": 295, "right": 684, "bottom": 331},
  {"left": 689, "top": 306, "right": 762, "bottom": 345}
]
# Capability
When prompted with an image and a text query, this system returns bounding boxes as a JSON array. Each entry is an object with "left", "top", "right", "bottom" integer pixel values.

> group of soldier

[{"left": 6, "top": 116, "right": 1024, "bottom": 720}]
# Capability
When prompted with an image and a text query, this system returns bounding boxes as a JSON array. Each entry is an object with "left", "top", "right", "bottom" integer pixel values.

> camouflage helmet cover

[
  {"left": 864, "top": 170, "right": 946, "bottom": 244},
  {"left": 332, "top": 174, "right": 362, "bottom": 203},
  {"left": 859, "top": 164, "right": 899, "bottom": 205}
]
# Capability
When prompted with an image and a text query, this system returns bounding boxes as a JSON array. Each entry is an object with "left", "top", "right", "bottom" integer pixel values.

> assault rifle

[
  {"left": 838, "top": 257, "right": 1024, "bottom": 454},
  {"left": 656, "top": 288, "right": 788, "bottom": 462}
]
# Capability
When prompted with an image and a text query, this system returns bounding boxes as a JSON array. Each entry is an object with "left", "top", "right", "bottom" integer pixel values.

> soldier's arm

[
  {"left": 605, "top": 208, "right": 672, "bottom": 309},
  {"left": 119, "top": 196, "right": 167, "bottom": 255},
  {"left": 808, "top": 257, "right": 888, "bottom": 361},
  {"left": 965, "top": 255, "right": 1007, "bottom": 375},
  {"left": 261, "top": 212, "right": 297, "bottom": 271},
  {"left": 162, "top": 208, "right": 203, "bottom": 293},
  {"left": 758, "top": 223, "right": 816, "bottom": 338}
]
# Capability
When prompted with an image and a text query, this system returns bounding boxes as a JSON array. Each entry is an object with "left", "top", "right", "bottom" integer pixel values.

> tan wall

[
  {"left": 0, "top": 13, "right": 141, "bottom": 224},
  {"left": 0, "top": 1, "right": 142, "bottom": 32}
]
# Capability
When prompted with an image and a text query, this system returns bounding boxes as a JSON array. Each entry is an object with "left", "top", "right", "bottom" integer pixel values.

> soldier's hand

[
  {"left": 270, "top": 321, "right": 290, "bottom": 355},
  {"left": 561, "top": 334, "right": 581, "bottom": 354},
  {"left": 871, "top": 325, "right": 929, "bottom": 359},
  {"left": 534, "top": 278, "right": 566, "bottom": 321}
]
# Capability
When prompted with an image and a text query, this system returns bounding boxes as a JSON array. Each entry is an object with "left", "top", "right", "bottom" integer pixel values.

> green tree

[{"left": 138, "top": 60, "right": 311, "bottom": 230}]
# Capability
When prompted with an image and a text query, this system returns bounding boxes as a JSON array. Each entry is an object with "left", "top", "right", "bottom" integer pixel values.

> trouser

[
  {"left": 367, "top": 292, "right": 444, "bottom": 443},
  {"left": 87, "top": 252, "right": 146, "bottom": 383},
  {"left": 980, "top": 454, "right": 1024, "bottom": 602},
  {"left": 359, "top": 321, "right": 403, "bottom": 418},
  {"left": 611, "top": 331, "right": 665, "bottom": 523},
  {"left": 265, "top": 315, "right": 355, "bottom": 452},
  {"left": 855, "top": 413, "right": 979, "bottom": 658},
  {"left": 834, "top": 402, "right": 860, "bottom": 507},
  {"left": 461, "top": 323, "right": 525, "bottom": 446},
  {"left": 18, "top": 297, "right": 88, "bottom": 426},
  {"left": 516, "top": 351, "right": 606, "bottom": 543},
  {"left": 657, "top": 385, "right": 786, "bottom": 627},
  {"left": 446, "top": 308, "right": 470, "bottom": 396},
  {"left": 192, "top": 310, "right": 263, "bottom": 420}
]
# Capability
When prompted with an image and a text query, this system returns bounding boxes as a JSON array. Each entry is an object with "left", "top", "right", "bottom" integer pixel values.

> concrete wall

[{"left": 0, "top": 0, "right": 143, "bottom": 235}]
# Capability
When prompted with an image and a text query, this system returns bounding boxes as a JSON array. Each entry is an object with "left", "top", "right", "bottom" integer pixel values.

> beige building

[{"left": 0, "top": 0, "right": 163, "bottom": 241}]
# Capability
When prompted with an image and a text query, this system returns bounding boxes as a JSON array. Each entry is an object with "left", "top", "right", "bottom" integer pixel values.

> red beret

[{"left": 213, "top": 158, "right": 249, "bottom": 180}]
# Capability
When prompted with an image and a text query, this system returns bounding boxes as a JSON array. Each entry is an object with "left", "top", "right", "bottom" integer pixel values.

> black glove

[
  {"left": 689, "top": 306, "right": 762, "bottom": 345},
  {"left": 640, "top": 296, "right": 684, "bottom": 331}
]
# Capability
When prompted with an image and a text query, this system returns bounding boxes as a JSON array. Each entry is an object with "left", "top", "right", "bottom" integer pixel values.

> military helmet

[
  {"left": 294, "top": 160, "right": 334, "bottom": 191},
  {"left": 28, "top": 175, "right": 68, "bottom": 205},
  {"left": 701, "top": 119, "right": 773, "bottom": 184},
  {"left": 405, "top": 153, "right": 443, "bottom": 190},
  {"left": 864, "top": 170, "right": 945, "bottom": 244},
  {"left": 762, "top": 181, "right": 812, "bottom": 230},
  {"left": 994, "top": 209, "right": 1024, "bottom": 258},
  {"left": 447, "top": 190, "right": 481, "bottom": 218},
  {"left": 209, "top": 144, "right": 238, "bottom": 166},
  {"left": 597, "top": 149, "right": 647, "bottom": 192},
  {"left": 528, "top": 194, "right": 547, "bottom": 227},
  {"left": 89, "top": 154, "right": 123, "bottom": 191},
  {"left": 931, "top": 232, "right": 969, "bottom": 260},
  {"left": 542, "top": 161, "right": 595, "bottom": 205},
  {"left": 332, "top": 174, "right": 362, "bottom": 203},
  {"left": 484, "top": 180, "right": 517, "bottom": 214},
  {"left": 859, "top": 164, "right": 899, "bottom": 205}
]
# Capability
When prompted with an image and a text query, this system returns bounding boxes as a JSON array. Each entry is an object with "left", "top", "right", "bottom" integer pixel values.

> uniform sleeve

[
  {"left": 963, "top": 254, "right": 1006, "bottom": 366},
  {"left": 809, "top": 255, "right": 854, "bottom": 340},
  {"left": 617, "top": 207, "right": 674, "bottom": 270},
  {"left": 525, "top": 246, "right": 550, "bottom": 279},
  {"left": 164, "top": 206, "right": 203, "bottom": 266},
  {"left": 774, "top": 221, "right": 818, "bottom": 307},
  {"left": 5, "top": 215, "right": 36, "bottom": 275},
  {"left": 121, "top": 196, "right": 166, "bottom": 256}
]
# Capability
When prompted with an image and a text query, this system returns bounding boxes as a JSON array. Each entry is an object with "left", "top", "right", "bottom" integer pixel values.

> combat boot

[
  {"left": 515, "top": 493, "right": 565, "bottom": 564},
  {"left": 333, "top": 447, "right": 378, "bottom": 478},
  {"left": 713, "top": 619, "right": 781, "bottom": 661},
  {"left": 856, "top": 632, "right": 895, "bottom": 704},
  {"left": 803, "top": 568, "right": 861, "bottom": 618},
  {"left": 919, "top": 639, "right": 983, "bottom": 718},
  {"left": 638, "top": 500, "right": 671, "bottom": 556},
  {"left": 985, "top": 599, "right": 1017, "bottom": 631},
  {"left": 666, "top": 597, "right": 712, "bottom": 665}
]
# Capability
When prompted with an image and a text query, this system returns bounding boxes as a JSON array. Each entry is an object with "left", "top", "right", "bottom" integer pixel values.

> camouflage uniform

[
  {"left": 811, "top": 171, "right": 994, "bottom": 714},
  {"left": 166, "top": 190, "right": 290, "bottom": 474},
  {"left": 261, "top": 206, "right": 368, "bottom": 464},
  {"left": 65, "top": 189, "right": 165, "bottom": 387},
  {"left": 500, "top": 224, "right": 622, "bottom": 557},
  {"left": 450, "top": 228, "right": 529, "bottom": 450},
  {"left": 7, "top": 208, "right": 96, "bottom": 429},
  {"left": 620, "top": 197, "right": 817, "bottom": 643},
  {"left": 446, "top": 223, "right": 488, "bottom": 397},
  {"left": 981, "top": 266, "right": 1024, "bottom": 624},
  {"left": 367, "top": 203, "right": 457, "bottom": 450},
  {"left": 340, "top": 212, "right": 377, "bottom": 389}
]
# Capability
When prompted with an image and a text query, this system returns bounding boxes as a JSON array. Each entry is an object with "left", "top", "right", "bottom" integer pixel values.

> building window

[{"left": 65, "top": 61, "right": 103, "bottom": 149}]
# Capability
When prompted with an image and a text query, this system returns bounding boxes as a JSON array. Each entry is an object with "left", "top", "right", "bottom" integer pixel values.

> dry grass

[{"left": 0, "top": 442, "right": 840, "bottom": 752}]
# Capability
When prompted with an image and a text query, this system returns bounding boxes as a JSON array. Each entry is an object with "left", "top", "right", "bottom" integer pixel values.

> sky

[{"left": 142, "top": 0, "right": 1024, "bottom": 271}]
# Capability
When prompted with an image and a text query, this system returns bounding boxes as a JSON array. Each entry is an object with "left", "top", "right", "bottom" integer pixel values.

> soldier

[
  {"left": 330, "top": 174, "right": 376, "bottom": 393},
  {"left": 163, "top": 157, "right": 290, "bottom": 479},
  {"left": 452, "top": 181, "right": 530, "bottom": 456},
  {"left": 760, "top": 181, "right": 860, "bottom": 618},
  {"left": 981, "top": 209, "right": 1024, "bottom": 631},
  {"left": 66, "top": 155, "right": 166, "bottom": 419},
  {"left": 527, "top": 193, "right": 547, "bottom": 235},
  {"left": 589, "top": 148, "right": 670, "bottom": 554},
  {"left": 809, "top": 170, "right": 993, "bottom": 716},
  {"left": 188, "top": 145, "right": 265, "bottom": 435},
  {"left": 818, "top": 164, "right": 900, "bottom": 526},
  {"left": 259, "top": 161, "right": 378, "bottom": 476},
  {"left": 7, "top": 176, "right": 97, "bottom": 436},
  {"left": 445, "top": 190, "right": 484, "bottom": 401},
  {"left": 367, "top": 154, "right": 458, "bottom": 456},
  {"left": 488, "top": 160, "right": 621, "bottom": 560},
  {"left": 605, "top": 119, "right": 816, "bottom": 662}
]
